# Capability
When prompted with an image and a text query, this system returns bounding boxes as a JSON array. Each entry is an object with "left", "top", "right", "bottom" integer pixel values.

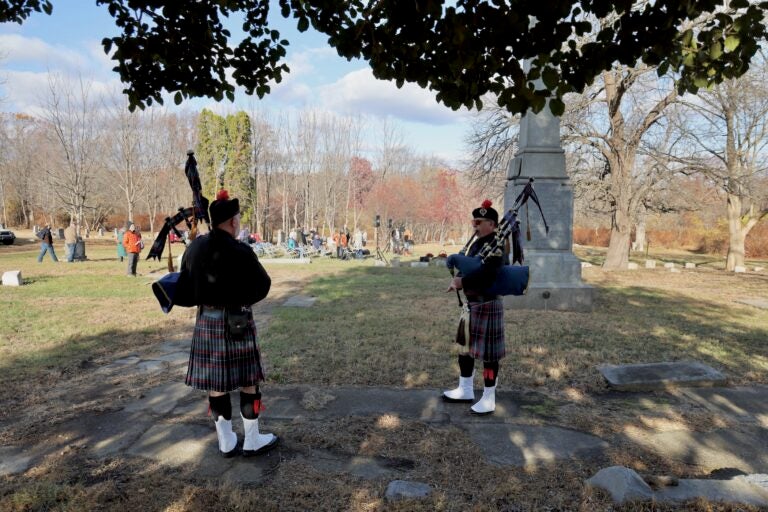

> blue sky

[{"left": 0, "top": 1, "right": 477, "bottom": 167}]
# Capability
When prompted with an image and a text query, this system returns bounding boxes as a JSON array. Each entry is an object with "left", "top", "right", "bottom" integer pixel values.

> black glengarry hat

[
  {"left": 209, "top": 189, "right": 240, "bottom": 226},
  {"left": 472, "top": 199, "right": 499, "bottom": 224}
]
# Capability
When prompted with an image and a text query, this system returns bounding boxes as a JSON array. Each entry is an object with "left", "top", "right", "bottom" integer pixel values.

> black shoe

[
  {"left": 220, "top": 439, "right": 242, "bottom": 458},
  {"left": 442, "top": 394, "right": 474, "bottom": 403},
  {"left": 242, "top": 435, "right": 279, "bottom": 457}
]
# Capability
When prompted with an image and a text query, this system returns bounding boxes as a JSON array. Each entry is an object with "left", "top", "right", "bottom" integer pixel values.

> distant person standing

[
  {"left": 116, "top": 227, "right": 127, "bottom": 262},
  {"left": 37, "top": 224, "right": 59, "bottom": 263},
  {"left": 64, "top": 221, "right": 77, "bottom": 262},
  {"left": 123, "top": 222, "right": 143, "bottom": 275}
]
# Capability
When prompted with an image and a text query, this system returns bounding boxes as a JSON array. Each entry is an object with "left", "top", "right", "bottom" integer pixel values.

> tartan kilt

[
  {"left": 457, "top": 298, "right": 506, "bottom": 361},
  {"left": 185, "top": 307, "right": 265, "bottom": 392}
]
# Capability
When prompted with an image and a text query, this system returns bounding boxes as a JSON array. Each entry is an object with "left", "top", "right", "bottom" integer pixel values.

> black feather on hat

[
  {"left": 209, "top": 189, "right": 240, "bottom": 226},
  {"left": 472, "top": 199, "right": 499, "bottom": 224}
]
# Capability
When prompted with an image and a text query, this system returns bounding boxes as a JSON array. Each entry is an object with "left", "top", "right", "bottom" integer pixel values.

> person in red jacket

[{"left": 123, "top": 222, "right": 143, "bottom": 276}]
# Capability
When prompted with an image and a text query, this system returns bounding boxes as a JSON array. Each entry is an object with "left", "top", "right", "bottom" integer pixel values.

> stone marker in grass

[
  {"left": 1, "top": 270, "right": 21, "bottom": 286},
  {"left": 645, "top": 260, "right": 656, "bottom": 268},
  {"left": 598, "top": 361, "right": 727, "bottom": 391},
  {"left": 587, "top": 466, "right": 768, "bottom": 506}
]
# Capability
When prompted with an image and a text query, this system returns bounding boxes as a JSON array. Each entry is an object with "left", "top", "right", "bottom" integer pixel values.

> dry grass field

[{"left": 1, "top": 232, "right": 767, "bottom": 511}]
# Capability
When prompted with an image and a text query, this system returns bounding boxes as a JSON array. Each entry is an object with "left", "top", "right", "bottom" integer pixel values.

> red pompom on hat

[
  {"left": 209, "top": 188, "right": 239, "bottom": 226},
  {"left": 472, "top": 198, "right": 499, "bottom": 223}
]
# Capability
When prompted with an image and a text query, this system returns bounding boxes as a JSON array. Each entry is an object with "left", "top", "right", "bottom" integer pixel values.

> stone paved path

[{"left": 3, "top": 334, "right": 768, "bottom": 490}]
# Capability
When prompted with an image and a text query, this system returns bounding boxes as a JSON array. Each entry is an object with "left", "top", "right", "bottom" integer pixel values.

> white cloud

[
  {"left": 0, "top": 34, "right": 89, "bottom": 73},
  {"left": 2, "top": 70, "right": 121, "bottom": 115},
  {"left": 317, "top": 68, "right": 470, "bottom": 126}
]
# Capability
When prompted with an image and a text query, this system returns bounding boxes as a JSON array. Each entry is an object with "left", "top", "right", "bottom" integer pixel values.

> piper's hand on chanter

[{"left": 447, "top": 276, "right": 463, "bottom": 292}]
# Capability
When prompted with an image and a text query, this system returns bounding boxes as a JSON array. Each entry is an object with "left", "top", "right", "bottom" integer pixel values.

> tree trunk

[
  {"left": 725, "top": 193, "right": 745, "bottom": 271},
  {"left": 633, "top": 214, "right": 646, "bottom": 253},
  {"left": 603, "top": 207, "right": 631, "bottom": 269}
]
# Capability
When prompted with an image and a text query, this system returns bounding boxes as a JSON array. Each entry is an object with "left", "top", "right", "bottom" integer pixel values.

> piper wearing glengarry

[
  {"left": 444, "top": 199, "right": 506, "bottom": 415},
  {"left": 180, "top": 189, "right": 278, "bottom": 457}
]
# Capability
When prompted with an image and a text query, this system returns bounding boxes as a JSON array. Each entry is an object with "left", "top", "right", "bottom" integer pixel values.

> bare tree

[
  {"left": 41, "top": 74, "right": 101, "bottom": 228},
  {"left": 465, "top": 97, "right": 520, "bottom": 195},
  {"left": 676, "top": 55, "right": 768, "bottom": 270},
  {"left": 563, "top": 65, "right": 678, "bottom": 269}
]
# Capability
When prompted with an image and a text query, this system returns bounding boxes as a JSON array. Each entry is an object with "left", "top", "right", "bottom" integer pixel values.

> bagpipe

[
  {"left": 446, "top": 178, "right": 548, "bottom": 297},
  {"left": 148, "top": 151, "right": 210, "bottom": 313}
]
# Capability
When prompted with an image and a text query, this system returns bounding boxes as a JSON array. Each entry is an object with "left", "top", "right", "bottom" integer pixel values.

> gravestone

[
  {"left": 627, "top": 262, "right": 639, "bottom": 270},
  {"left": 755, "top": 266, "right": 764, "bottom": 272},
  {"left": 57, "top": 227, "right": 65, "bottom": 240},
  {"left": 598, "top": 361, "right": 727, "bottom": 391},
  {"left": 74, "top": 240, "right": 86, "bottom": 261},
  {"left": 645, "top": 260, "right": 656, "bottom": 268},
  {"left": 735, "top": 266, "right": 746, "bottom": 273},
  {"left": 664, "top": 262, "right": 675, "bottom": 268},
  {"left": 685, "top": 262, "right": 696, "bottom": 269},
  {"left": 503, "top": 66, "right": 592, "bottom": 312},
  {"left": 2, "top": 270, "right": 22, "bottom": 286}
]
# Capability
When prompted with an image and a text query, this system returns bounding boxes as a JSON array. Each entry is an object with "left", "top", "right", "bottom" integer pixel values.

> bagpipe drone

[
  {"left": 446, "top": 178, "right": 548, "bottom": 297},
  {"left": 148, "top": 151, "right": 210, "bottom": 313}
]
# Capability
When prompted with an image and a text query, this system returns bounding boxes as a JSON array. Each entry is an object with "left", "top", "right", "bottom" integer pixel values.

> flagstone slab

[
  {"left": 156, "top": 340, "right": 190, "bottom": 353},
  {"left": 123, "top": 382, "right": 192, "bottom": 415},
  {"left": 598, "top": 362, "right": 727, "bottom": 391},
  {"left": 153, "top": 351, "right": 189, "bottom": 364},
  {"left": 629, "top": 427, "right": 768, "bottom": 473},
  {"left": 54, "top": 410, "right": 155, "bottom": 458},
  {"left": 0, "top": 446, "right": 33, "bottom": 476},
  {"left": 735, "top": 298, "right": 768, "bottom": 310},
  {"left": 655, "top": 478, "right": 768, "bottom": 506},
  {"left": 282, "top": 295, "right": 317, "bottom": 307},
  {"left": 466, "top": 424, "right": 608, "bottom": 467},
  {"left": 682, "top": 386, "right": 768, "bottom": 426},
  {"left": 137, "top": 360, "right": 165, "bottom": 372}
]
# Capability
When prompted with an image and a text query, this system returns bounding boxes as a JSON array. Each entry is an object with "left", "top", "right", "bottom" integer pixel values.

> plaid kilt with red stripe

[
  {"left": 460, "top": 298, "right": 506, "bottom": 361},
  {"left": 185, "top": 307, "right": 265, "bottom": 392}
]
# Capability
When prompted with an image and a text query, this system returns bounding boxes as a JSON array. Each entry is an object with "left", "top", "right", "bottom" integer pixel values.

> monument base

[{"left": 505, "top": 283, "right": 594, "bottom": 312}]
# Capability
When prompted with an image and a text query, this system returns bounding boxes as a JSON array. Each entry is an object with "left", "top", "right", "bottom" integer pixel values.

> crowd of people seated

[{"left": 236, "top": 224, "right": 416, "bottom": 260}]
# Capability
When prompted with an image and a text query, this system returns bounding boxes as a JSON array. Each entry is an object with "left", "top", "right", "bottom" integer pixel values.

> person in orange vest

[{"left": 123, "top": 222, "right": 143, "bottom": 276}]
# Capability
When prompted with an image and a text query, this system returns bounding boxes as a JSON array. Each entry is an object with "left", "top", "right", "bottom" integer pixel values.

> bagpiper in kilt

[
  {"left": 444, "top": 199, "right": 507, "bottom": 415},
  {"left": 178, "top": 189, "right": 278, "bottom": 457}
]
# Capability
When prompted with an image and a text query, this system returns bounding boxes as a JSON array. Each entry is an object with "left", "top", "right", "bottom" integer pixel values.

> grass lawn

[{"left": 1, "top": 233, "right": 767, "bottom": 511}]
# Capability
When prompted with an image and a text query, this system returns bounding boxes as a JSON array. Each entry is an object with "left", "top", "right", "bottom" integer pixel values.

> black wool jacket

[{"left": 178, "top": 228, "right": 271, "bottom": 308}]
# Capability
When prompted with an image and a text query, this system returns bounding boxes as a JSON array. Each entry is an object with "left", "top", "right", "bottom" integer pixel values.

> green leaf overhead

[{"left": 4, "top": 0, "right": 768, "bottom": 115}]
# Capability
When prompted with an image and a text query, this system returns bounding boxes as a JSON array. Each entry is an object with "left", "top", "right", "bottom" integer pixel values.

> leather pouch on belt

[{"left": 226, "top": 310, "right": 249, "bottom": 341}]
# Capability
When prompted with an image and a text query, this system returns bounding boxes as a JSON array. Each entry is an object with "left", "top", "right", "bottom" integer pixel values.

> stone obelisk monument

[{"left": 503, "top": 102, "right": 593, "bottom": 312}]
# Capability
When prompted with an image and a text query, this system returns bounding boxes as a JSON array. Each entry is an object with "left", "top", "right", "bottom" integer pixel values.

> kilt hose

[
  {"left": 456, "top": 298, "right": 506, "bottom": 362},
  {"left": 185, "top": 307, "right": 265, "bottom": 392}
]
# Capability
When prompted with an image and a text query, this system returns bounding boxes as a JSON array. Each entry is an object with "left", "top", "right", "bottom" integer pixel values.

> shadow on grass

[
  {"left": 262, "top": 265, "right": 768, "bottom": 392},
  {"left": 0, "top": 326, "right": 167, "bottom": 388}
]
